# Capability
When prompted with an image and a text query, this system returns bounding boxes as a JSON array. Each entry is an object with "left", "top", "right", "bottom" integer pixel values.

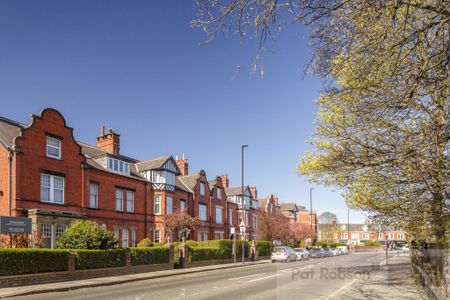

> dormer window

[
  {"left": 46, "top": 137, "right": 61, "bottom": 159},
  {"left": 217, "top": 187, "right": 222, "bottom": 200},
  {"left": 107, "top": 157, "right": 130, "bottom": 175}
]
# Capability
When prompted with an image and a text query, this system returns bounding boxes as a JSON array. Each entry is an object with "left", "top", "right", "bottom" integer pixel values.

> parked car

[
  {"left": 337, "top": 246, "right": 349, "bottom": 255},
  {"left": 271, "top": 246, "right": 297, "bottom": 263},
  {"left": 309, "top": 248, "right": 326, "bottom": 258},
  {"left": 322, "top": 247, "right": 333, "bottom": 257},
  {"left": 293, "top": 248, "right": 310, "bottom": 260},
  {"left": 331, "top": 248, "right": 339, "bottom": 256},
  {"left": 401, "top": 245, "right": 410, "bottom": 253}
]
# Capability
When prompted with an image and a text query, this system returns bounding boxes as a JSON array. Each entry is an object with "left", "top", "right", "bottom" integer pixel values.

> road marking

[
  {"left": 228, "top": 273, "right": 266, "bottom": 281},
  {"left": 317, "top": 278, "right": 358, "bottom": 300},
  {"left": 247, "top": 273, "right": 280, "bottom": 283}
]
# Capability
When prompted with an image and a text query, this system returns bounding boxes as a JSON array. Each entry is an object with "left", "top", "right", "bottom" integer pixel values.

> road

[{"left": 15, "top": 252, "right": 389, "bottom": 300}]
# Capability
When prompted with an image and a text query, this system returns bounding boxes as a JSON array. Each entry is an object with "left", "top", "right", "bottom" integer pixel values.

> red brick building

[{"left": 0, "top": 108, "right": 257, "bottom": 247}]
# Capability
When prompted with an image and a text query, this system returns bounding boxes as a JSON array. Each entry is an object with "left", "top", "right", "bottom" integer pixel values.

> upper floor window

[
  {"left": 89, "top": 183, "right": 98, "bottom": 208},
  {"left": 253, "top": 215, "right": 258, "bottom": 229},
  {"left": 46, "top": 137, "right": 61, "bottom": 159},
  {"left": 362, "top": 233, "right": 369, "bottom": 240},
  {"left": 126, "top": 190, "right": 134, "bottom": 212},
  {"left": 131, "top": 227, "right": 137, "bottom": 247},
  {"left": 151, "top": 171, "right": 175, "bottom": 185},
  {"left": 180, "top": 200, "right": 186, "bottom": 212},
  {"left": 342, "top": 233, "right": 348, "bottom": 239},
  {"left": 378, "top": 233, "right": 384, "bottom": 240},
  {"left": 397, "top": 233, "right": 404, "bottom": 240},
  {"left": 166, "top": 196, "right": 173, "bottom": 214},
  {"left": 200, "top": 182, "right": 206, "bottom": 196},
  {"left": 217, "top": 188, "right": 222, "bottom": 200},
  {"left": 107, "top": 157, "right": 130, "bottom": 175},
  {"left": 154, "top": 195, "right": 161, "bottom": 215},
  {"left": 216, "top": 206, "right": 223, "bottom": 224},
  {"left": 229, "top": 209, "right": 233, "bottom": 225},
  {"left": 199, "top": 204, "right": 207, "bottom": 221},
  {"left": 40, "top": 174, "right": 64, "bottom": 204},
  {"left": 115, "top": 188, "right": 123, "bottom": 211}
]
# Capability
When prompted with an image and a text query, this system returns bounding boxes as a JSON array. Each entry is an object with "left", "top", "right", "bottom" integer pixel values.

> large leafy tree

[{"left": 193, "top": 1, "right": 450, "bottom": 241}]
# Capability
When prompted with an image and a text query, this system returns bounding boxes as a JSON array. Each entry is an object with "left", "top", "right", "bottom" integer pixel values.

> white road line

[
  {"left": 228, "top": 273, "right": 266, "bottom": 281},
  {"left": 247, "top": 273, "right": 280, "bottom": 283},
  {"left": 317, "top": 278, "right": 358, "bottom": 300}
]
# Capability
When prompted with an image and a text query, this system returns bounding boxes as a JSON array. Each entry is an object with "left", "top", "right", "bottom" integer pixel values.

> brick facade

[{"left": 0, "top": 108, "right": 266, "bottom": 247}]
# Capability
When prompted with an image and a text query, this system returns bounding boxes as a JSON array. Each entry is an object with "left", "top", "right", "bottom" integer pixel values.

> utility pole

[{"left": 241, "top": 145, "right": 248, "bottom": 264}]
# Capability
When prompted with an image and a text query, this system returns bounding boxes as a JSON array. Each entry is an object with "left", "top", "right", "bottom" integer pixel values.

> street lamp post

[
  {"left": 347, "top": 209, "right": 350, "bottom": 245},
  {"left": 241, "top": 145, "right": 248, "bottom": 264}
]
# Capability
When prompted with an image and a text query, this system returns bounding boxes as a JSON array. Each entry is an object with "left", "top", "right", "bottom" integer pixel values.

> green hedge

[
  {"left": 130, "top": 246, "right": 169, "bottom": 265},
  {"left": 362, "top": 241, "right": 382, "bottom": 246},
  {"left": 73, "top": 249, "right": 126, "bottom": 270},
  {"left": 0, "top": 249, "right": 68, "bottom": 276},
  {"left": 256, "top": 241, "right": 273, "bottom": 256},
  {"left": 189, "top": 246, "right": 230, "bottom": 262}
]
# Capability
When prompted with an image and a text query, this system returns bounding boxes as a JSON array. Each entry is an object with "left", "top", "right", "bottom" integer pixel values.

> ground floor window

[
  {"left": 154, "top": 229, "right": 161, "bottom": 243},
  {"left": 215, "top": 232, "right": 224, "bottom": 240},
  {"left": 122, "top": 228, "right": 129, "bottom": 248},
  {"left": 198, "top": 232, "right": 208, "bottom": 241},
  {"left": 39, "top": 223, "right": 68, "bottom": 249}
]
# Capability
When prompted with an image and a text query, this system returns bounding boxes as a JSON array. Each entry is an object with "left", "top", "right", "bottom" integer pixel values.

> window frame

[
  {"left": 215, "top": 206, "right": 223, "bottom": 224},
  {"left": 89, "top": 183, "right": 99, "bottom": 208},
  {"left": 154, "top": 195, "right": 161, "bottom": 215},
  {"left": 154, "top": 229, "right": 161, "bottom": 243},
  {"left": 122, "top": 228, "right": 129, "bottom": 248},
  {"left": 166, "top": 196, "right": 173, "bottom": 214},
  {"left": 199, "top": 203, "right": 207, "bottom": 221},
  {"left": 199, "top": 182, "right": 206, "bottom": 196},
  {"left": 46, "top": 136, "right": 61, "bottom": 159},
  {"left": 40, "top": 173, "right": 65, "bottom": 204},
  {"left": 115, "top": 188, "right": 124, "bottom": 212},
  {"left": 126, "top": 190, "right": 134, "bottom": 212},
  {"left": 217, "top": 187, "right": 222, "bottom": 200}
]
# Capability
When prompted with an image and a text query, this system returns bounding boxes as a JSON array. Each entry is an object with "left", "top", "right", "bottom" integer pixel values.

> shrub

[
  {"left": 0, "top": 249, "right": 68, "bottom": 276},
  {"left": 256, "top": 241, "right": 273, "bottom": 256},
  {"left": 130, "top": 247, "right": 170, "bottom": 265},
  {"left": 57, "top": 220, "right": 117, "bottom": 249},
  {"left": 73, "top": 249, "right": 126, "bottom": 269},
  {"left": 362, "top": 241, "right": 382, "bottom": 247},
  {"left": 137, "top": 238, "right": 162, "bottom": 248}
]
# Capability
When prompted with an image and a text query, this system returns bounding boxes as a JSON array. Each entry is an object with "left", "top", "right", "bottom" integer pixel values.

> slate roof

[
  {"left": 135, "top": 156, "right": 171, "bottom": 172},
  {"left": 280, "top": 203, "right": 297, "bottom": 212},
  {"left": 0, "top": 116, "right": 25, "bottom": 149},
  {"left": 175, "top": 177, "right": 192, "bottom": 193},
  {"left": 177, "top": 173, "right": 201, "bottom": 192},
  {"left": 225, "top": 186, "right": 249, "bottom": 197}
]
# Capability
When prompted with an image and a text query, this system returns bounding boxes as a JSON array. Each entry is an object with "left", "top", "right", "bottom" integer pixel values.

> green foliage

[
  {"left": 189, "top": 246, "right": 229, "bottom": 262},
  {"left": 0, "top": 249, "right": 68, "bottom": 276},
  {"left": 316, "top": 241, "right": 345, "bottom": 248},
  {"left": 73, "top": 249, "right": 126, "bottom": 269},
  {"left": 137, "top": 238, "right": 162, "bottom": 247},
  {"left": 362, "top": 241, "right": 382, "bottom": 247},
  {"left": 235, "top": 240, "right": 250, "bottom": 258},
  {"left": 130, "top": 246, "right": 169, "bottom": 265},
  {"left": 56, "top": 220, "right": 117, "bottom": 249},
  {"left": 255, "top": 241, "right": 273, "bottom": 256}
]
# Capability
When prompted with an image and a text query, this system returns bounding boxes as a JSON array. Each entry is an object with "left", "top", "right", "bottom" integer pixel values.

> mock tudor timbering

[{"left": 0, "top": 108, "right": 262, "bottom": 248}]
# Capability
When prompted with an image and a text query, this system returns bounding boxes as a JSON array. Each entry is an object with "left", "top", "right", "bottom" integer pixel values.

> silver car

[
  {"left": 293, "top": 248, "right": 310, "bottom": 260},
  {"left": 271, "top": 246, "right": 297, "bottom": 263}
]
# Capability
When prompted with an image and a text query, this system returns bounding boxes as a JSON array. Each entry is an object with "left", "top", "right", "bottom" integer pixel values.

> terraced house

[{"left": 0, "top": 108, "right": 255, "bottom": 248}]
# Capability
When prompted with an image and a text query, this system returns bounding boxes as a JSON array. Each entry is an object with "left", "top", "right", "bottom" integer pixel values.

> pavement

[
  {"left": 0, "top": 252, "right": 427, "bottom": 300},
  {"left": 331, "top": 254, "right": 428, "bottom": 300}
]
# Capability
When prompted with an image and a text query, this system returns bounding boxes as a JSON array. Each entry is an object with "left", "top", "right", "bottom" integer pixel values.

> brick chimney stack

[
  {"left": 97, "top": 125, "right": 120, "bottom": 155},
  {"left": 249, "top": 186, "right": 258, "bottom": 199},
  {"left": 176, "top": 154, "right": 189, "bottom": 176},
  {"left": 220, "top": 174, "right": 229, "bottom": 188}
]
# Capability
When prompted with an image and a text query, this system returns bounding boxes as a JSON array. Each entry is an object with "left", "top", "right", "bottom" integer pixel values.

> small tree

[
  {"left": 164, "top": 211, "right": 199, "bottom": 242},
  {"left": 56, "top": 220, "right": 117, "bottom": 249}
]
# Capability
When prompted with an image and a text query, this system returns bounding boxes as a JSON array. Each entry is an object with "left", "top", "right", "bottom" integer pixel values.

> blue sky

[{"left": 0, "top": 0, "right": 366, "bottom": 223}]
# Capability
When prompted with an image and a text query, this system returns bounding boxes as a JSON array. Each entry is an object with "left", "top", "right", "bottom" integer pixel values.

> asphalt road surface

[{"left": 14, "top": 253, "right": 388, "bottom": 300}]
